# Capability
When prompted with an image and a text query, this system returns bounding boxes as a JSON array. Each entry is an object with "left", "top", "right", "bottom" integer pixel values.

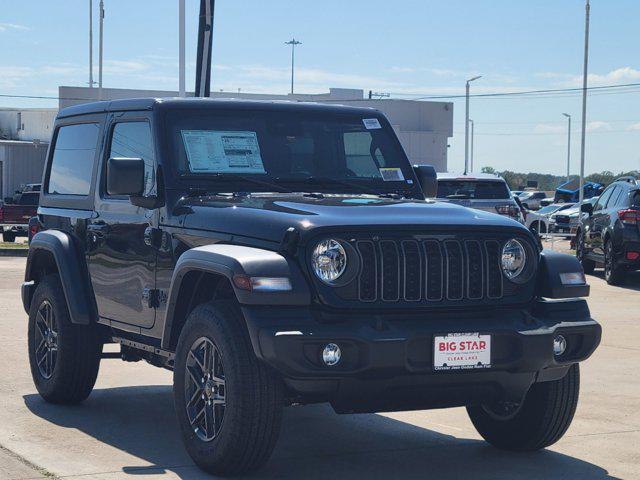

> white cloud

[
  {"left": 542, "top": 67, "right": 640, "bottom": 88},
  {"left": 586, "top": 121, "right": 612, "bottom": 132},
  {"left": 534, "top": 123, "right": 565, "bottom": 134},
  {"left": 627, "top": 123, "right": 640, "bottom": 132},
  {"left": 0, "top": 23, "right": 29, "bottom": 32}
]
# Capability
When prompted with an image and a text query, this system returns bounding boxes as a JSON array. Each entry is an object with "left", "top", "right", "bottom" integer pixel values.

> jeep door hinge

[{"left": 142, "top": 288, "right": 167, "bottom": 309}]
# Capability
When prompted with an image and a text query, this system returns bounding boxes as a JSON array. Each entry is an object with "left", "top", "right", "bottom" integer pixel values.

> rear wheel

[
  {"left": 467, "top": 364, "right": 580, "bottom": 451},
  {"left": 604, "top": 240, "right": 625, "bottom": 285},
  {"left": 2, "top": 231, "right": 16, "bottom": 242},
  {"left": 576, "top": 230, "right": 595, "bottom": 274},
  {"left": 27, "top": 275, "right": 102, "bottom": 404},
  {"left": 173, "top": 301, "right": 283, "bottom": 476}
]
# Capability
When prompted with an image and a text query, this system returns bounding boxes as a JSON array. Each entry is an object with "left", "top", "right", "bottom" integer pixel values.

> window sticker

[
  {"left": 362, "top": 118, "right": 382, "bottom": 130},
  {"left": 181, "top": 130, "right": 266, "bottom": 174},
  {"left": 379, "top": 167, "right": 405, "bottom": 181}
]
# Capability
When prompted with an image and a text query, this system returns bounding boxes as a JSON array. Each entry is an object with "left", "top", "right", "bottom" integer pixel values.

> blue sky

[{"left": 1, "top": 0, "right": 638, "bottom": 175}]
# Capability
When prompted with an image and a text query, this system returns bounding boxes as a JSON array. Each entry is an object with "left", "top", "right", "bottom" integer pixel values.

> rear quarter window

[{"left": 47, "top": 123, "right": 100, "bottom": 196}]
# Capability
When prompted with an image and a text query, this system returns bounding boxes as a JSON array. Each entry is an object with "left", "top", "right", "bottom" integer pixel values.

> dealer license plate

[{"left": 433, "top": 333, "right": 491, "bottom": 371}]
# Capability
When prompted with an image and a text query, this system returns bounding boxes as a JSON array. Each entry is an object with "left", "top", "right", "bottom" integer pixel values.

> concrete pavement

[{"left": 0, "top": 255, "right": 638, "bottom": 479}]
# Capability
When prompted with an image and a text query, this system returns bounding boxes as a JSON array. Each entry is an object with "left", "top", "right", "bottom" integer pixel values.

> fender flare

[
  {"left": 23, "top": 230, "right": 96, "bottom": 324},
  {"left": 537, "top": 249, "right": 590, "bottom": 299},
  {"left": 161, "top": 244, "right": 310, "bottom": 349}
]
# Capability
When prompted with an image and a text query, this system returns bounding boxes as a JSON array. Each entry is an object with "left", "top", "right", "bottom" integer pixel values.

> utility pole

[
  {"left": 579, "top": 0, "right": 590, "bottom": 227},
  {"left": 195, "top": 0, "right": 215, "bottom": 97},
  {"left": 285, "top": 38, "right": 302, "bottom": 95},
  {"left": 98, "top": 0, "right": 104, "bottom": 100},
  {"left": 89, "top": 0, "right": 93, "bottom": 88},
  {"left": 464, "top": 75, "right": 481, "bottom": 175},
  {"left": 179, "top": 0, "right": 185, "bottom": 97},
  {"left": 563, "top": 113, "right": 571, "bottom": 181},
  {"left": 469, "top": 119, "right": 475, "bottom": 173}
]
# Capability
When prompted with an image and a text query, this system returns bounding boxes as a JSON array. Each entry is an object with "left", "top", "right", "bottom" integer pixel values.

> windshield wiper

[
  {"left": 276, "top": 175, "right": 406, "bottom": 199},
  {"left": 208, "top": 173, "right": 293, "bottom": 193}
]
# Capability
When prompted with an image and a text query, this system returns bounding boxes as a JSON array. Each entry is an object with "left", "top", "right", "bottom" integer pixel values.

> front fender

[
  {"left": 161, "top": 245, "right": 311, "bottom": 348},
  {"left": 24, "top": 230, "right": 96, "bottom": 324},
  {"left": 536, "top": 249, "right": 590, "bottom": 299}
]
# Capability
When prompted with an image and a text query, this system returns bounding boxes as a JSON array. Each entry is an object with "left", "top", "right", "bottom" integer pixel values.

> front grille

[
  {"left": 355, "top": 238, "right": 504, "bottom": 303},
  {"left": 555, "top": 215, "right": 570, "bottom": 224}
]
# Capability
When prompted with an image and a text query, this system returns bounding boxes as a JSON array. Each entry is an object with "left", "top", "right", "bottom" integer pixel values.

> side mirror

[
  {"left": 413, "top": 165, "right": 438, "bottom": 198},
  {"left": 581, "top": 202, "right": 593, "bottom": 215},
  {"left": 107, "top": 157, "right": 145, "bottom": 196}
]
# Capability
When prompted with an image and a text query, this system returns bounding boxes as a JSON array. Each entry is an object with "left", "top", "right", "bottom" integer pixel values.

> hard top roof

[
  {"left": 56, "top": 97, "right": 380, "bottom": 120},
  {"left": 436, "top": 172, "right": 506, "bottom": 182}
]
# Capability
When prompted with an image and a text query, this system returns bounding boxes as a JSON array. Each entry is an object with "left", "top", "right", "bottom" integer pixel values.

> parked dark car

[
  {"left": 0, "top": 190, "right": 40, "bottom": 242},
  {"left": 23, "top": 98, "right": 600, "bottom": 476},
  {"left": 577, "top": 176, "right": 640, "bottom": 284}
]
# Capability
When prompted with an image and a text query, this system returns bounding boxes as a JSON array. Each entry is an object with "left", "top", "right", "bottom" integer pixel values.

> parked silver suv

[{"left": 436, "top": 172, "right": 523, "bottom": 223}]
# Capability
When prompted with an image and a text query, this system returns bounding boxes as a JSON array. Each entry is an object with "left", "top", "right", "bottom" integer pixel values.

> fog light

[
  {"left": 322, "top": 343, "right": 341, "bottom": 366},
  {"left": 553, "top": 335, "right": 567, "bottom": 356}
]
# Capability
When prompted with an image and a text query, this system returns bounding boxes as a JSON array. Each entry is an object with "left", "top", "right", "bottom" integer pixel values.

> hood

[{"left": 179, "top": 193, "right": 527, "bottom": 243}]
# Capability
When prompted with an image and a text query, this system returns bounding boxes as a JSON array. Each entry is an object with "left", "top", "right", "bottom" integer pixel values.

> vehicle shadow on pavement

[
  {"left": 24, "top": 386, "right": 620, "bottom": 480},
  {"left": 590, "top": 270, "right": 640, "bottom": 292}
]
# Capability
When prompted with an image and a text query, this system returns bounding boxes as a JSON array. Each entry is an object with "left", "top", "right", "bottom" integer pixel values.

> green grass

[{"left": 0, "top": 242, "right": 28, "bottom": 249}]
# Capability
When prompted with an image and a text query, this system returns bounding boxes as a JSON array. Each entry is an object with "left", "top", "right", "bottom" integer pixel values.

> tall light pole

[
  {"left": 469, "top": 119, "right": 475, "bottom": 173},
  {"left": 285, "top": 38, "right": 301, "bottom": 95},
  {"left": 579, "top": 0, "right": 590, "bottom": 226},
  {"left": 562, "top": 113, "right": 571, "bottom": 182},
  {"left": 98, "top": 0, "right": 104, "bottom": 100},
  {"left": 465, "top": 75, "right": 481, "bottom": 175},
  {"left": 89, "top": 0, "right": 93, "bottom": 88},
  {"left": 178, "top": 0, "right": 185, "bottom": 97}
]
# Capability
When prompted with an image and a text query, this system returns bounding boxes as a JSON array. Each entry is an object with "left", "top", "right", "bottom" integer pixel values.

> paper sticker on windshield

[
  {"left": 363, "top": 118, "right": 382, "bottom": 129},
  {"left": 181, "top": 130, "right": 266, "bottom": 174},
  {"left": 379, "top": 168, "right": 405, "bottom": 181}
]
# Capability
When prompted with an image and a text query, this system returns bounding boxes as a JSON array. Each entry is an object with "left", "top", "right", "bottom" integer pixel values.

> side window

[
  {"left": 631, "top": 190, "right": 640, "bottom": 207},
  {"left": 343, "top": 131, "right": 383, "bottom": 178},
  {"left": 594, "top": 187, "right": 614, "bottom": 211},
  {"left": 108, "top": 121, "right": 156, "bottom": 197},
  {"left": 605, "top": 186, "right": 621, "bottom": 208},
  {"left": 47, "top": 123, "right": 100, "bottom": 195}
]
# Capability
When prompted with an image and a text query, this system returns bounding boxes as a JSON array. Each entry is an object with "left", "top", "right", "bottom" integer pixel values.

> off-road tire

[
  {"left": 2, "top": 231, "right": 16, "bottom": 242},
  {"left": 604, "top": 240, "right": 625, "bottom": 285},
  {"left": 28, "top": 274, "right": 102, "bottom": 404},
  {"left": 173, "top": 301, "right": 284, "bottom": 476},
  {"left": 576, "top": 230, "right": 595, "bottom": 274},
  {"left": 467, "top": 364, "right": 580, "bottom": 451}
]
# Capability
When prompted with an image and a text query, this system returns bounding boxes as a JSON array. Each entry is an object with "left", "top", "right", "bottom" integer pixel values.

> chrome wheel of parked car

[
  {"left": 34, "top": 300, "right": 58, "bottom": 379},
  {"left": 185, "top": 336, "right": 226, "bottom": 442}
]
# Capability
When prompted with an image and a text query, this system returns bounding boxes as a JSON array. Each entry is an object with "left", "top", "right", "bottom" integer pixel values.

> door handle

[{"left": 87, "top": 222, "right": 109, "bottom": 248}]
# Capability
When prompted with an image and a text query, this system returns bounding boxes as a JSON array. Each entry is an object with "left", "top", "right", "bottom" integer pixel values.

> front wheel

[
  {"left": 576, "top": 230, "right": 595, "bottom": 274},
  {"left": 3, "top": 231, "right": 16, "bottom": 242},
  {"left": 467, "top": 364, "right": 580, "bottom": 451},
  {"left": 173, "top": 301, "right": 283, "bottom": 476}
]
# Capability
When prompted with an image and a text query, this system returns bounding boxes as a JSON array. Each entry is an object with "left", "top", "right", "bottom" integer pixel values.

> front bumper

[{"left": 242, "top": 299, "right": 600, "bottom": 413}]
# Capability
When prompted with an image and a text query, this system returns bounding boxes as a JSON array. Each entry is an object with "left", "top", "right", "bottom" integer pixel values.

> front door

[
  {"left": 588, "top": 186, "right": 616, "bottom": 256},
  {"left": 86, "top": 113, "right": 159, "bottom": 329}
]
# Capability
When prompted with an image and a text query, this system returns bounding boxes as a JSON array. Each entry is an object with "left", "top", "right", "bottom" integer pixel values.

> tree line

[{"left": 479, "top": 167, "right": 639, "bottom": 191}]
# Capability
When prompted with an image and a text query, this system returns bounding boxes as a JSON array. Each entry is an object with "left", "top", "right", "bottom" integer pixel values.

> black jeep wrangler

[{"left": 23, "top": 98, "right": 601, "bottom": 476}]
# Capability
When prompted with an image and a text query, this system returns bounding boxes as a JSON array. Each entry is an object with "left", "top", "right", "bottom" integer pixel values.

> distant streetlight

[
  {"left": 98, "top": 0, "right": 104, "bottom": 100},
  {"left": 469, "top": 119, "right": 475, "bottom": 173},
  {"left": 562, "top": 113, "right": 571, "bottom": 181},
  {"left": 89, "top": 0, "right": 93, "bottom": 88},
  {"left": 465, "top": 75, "right": 482, "bottom": 175},
  {"left": 285, "top": 38, "right": 302, "bottom": 95}
]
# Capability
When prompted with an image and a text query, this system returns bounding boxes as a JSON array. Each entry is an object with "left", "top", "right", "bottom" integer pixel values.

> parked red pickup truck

[{"left": 0, "top": 191, "right": 40, "bottom": 242}]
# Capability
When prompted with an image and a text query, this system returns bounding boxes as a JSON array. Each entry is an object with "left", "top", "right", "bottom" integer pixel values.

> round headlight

[
  {"left": 312, "top": 239, "right": 347, "bottom": 284},
  {"left": 501, "top": 239, "right": 527, "bottom": 280}
]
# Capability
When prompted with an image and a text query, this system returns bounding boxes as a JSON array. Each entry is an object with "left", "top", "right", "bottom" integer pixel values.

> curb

[{"left": 0, "top": 248, "right": 28, "bottom": 257}]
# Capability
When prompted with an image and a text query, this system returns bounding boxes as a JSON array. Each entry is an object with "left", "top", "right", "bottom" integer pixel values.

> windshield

[
  {"left": 436, "top": 180, "right": 510, "bottom": 199},
  {"left": 165, "top": 109, "right": 418, "bottom": 196}
]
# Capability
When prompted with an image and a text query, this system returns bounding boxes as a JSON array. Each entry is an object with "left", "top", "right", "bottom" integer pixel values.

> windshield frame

[{"left": 158, "top": 106, "right": 423, "bottom": 198}]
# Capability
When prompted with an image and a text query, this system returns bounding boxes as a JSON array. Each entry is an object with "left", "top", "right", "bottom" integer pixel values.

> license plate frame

[{"left": 433, "top": 332, "right": 491, "bottom": 371}]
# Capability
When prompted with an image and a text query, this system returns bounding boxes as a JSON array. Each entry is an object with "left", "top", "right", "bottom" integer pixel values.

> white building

[{"left": 58, "top": 86, "right": 453, "bottom": 172}]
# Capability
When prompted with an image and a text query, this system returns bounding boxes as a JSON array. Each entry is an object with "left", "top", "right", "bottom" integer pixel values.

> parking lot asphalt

[{"left": 0, "top": 254, "right": 638, "bottom": 480}]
